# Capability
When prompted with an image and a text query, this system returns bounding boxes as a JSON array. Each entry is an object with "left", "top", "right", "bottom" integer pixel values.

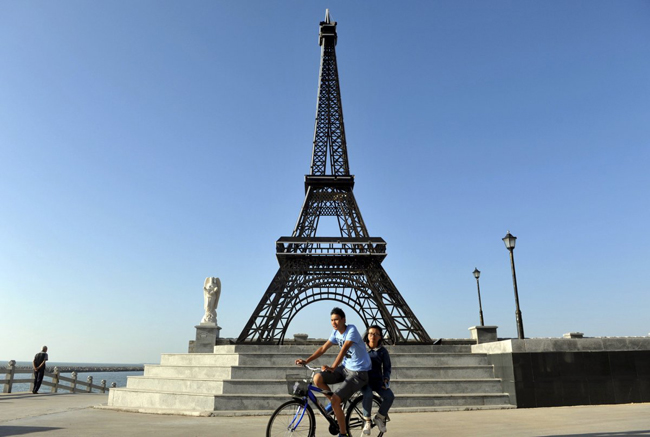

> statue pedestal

[
  {"left": 469, "top": 325, "right": 498, "bottom": 344},
  {"left": 191, "top": 323, "right": 221, "bottom": 353}
]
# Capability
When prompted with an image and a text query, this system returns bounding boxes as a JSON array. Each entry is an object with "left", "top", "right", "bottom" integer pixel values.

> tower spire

[{"left": 313, "top": 8, "right": 346, "bottom": 176}]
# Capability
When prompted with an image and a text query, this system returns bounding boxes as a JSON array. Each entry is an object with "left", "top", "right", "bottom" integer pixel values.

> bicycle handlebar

[
  {"left": 301, "top": 363, "right": 321, "bottom": 372},
  {"left": 298, "top": 363, "right": 334, "bottom": 396}
]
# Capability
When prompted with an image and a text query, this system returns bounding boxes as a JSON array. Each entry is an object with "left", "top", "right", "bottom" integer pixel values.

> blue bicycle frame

[{"left": 286, "top": 366, "right": 338, "bottom": 432}]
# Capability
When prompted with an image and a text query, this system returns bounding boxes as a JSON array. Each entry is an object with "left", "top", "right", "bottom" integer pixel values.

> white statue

[{"left": 201, "top": 277, "right": 221, "bottom": 325}]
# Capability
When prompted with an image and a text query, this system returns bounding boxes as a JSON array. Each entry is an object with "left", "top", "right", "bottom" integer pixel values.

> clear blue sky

[{"left": 1, "top": 1, "right": 649, "bottom": 364}]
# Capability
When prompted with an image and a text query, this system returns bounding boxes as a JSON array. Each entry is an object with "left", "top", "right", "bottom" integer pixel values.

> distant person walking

[{"left": 32, "top": 346, "right": 48, "bottom": 394}]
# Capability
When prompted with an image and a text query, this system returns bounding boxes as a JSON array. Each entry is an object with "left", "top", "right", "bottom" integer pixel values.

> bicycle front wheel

[
  {"left": 267, "top": 399, "right": 316, "bottom": 437},
  {"left": 345, "top": 394, "right": 384, "bottom": 437}
]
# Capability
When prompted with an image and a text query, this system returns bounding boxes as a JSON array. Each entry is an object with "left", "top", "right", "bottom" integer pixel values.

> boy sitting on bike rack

[{"left": 295, "top": 307, "right": 371, "bottom": 437}]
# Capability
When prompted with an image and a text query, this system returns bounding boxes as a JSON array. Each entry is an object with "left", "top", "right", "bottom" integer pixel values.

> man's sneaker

[
  {"left": 374, "top": 414, "right": 387, "bottom": 433},
  {"left": 363, "top": 419, "right": 372, "bottom": 435}
]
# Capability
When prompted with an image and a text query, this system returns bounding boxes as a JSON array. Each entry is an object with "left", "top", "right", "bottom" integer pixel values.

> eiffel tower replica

[{"left": 237, "top": 11, "right": 432, "bottom": 345}]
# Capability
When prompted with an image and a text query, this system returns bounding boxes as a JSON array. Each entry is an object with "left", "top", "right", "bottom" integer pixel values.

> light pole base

[{"left": 469, "top": 325, "right": 499, "bottom": 344}]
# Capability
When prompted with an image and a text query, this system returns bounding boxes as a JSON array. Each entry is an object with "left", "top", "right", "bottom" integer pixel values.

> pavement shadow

[
  {"left": 544, "top": 431, "right": 650, "bottom": 436},
  {"left": 0, "top": 426, "right": 63, "bottom": 436}
]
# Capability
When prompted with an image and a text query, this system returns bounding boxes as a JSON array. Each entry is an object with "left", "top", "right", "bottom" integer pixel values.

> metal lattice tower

[{"left": 237, "top": 11, "right": 432, "bottom": 345}]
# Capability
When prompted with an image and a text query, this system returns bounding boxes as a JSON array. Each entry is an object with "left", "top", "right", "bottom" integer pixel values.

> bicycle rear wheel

[
  {"left": 345, "top": 394, "right": 384, "bottom": 437},
  {"left": 267, "top": 399, "right": 316, "bottom": 437}
]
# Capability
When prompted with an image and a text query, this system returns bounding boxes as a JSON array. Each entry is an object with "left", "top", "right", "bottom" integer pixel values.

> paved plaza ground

[{"left": 0, "top": 392, "right": 649, "bottom": 436}]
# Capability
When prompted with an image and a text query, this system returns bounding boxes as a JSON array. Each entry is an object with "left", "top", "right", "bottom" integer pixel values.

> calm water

[{"left": 2, "top": 361, "right": 145, "bottom": 393}]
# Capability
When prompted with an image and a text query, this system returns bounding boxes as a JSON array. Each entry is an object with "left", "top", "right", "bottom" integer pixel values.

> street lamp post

[
  {"left": 503, "top": 231, "right": 525, "bottom": 339},
  {"left": 472, "top": 268, "right": 485, "bottom": 326}
]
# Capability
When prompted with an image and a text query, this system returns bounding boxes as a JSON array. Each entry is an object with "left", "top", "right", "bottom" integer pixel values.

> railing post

[
  {"left": 71, "top": 371, "right": 77, "bottom": 393},
  {"left": 51, "top": 367, "right": 60, "bottom": 393},
  {"left": 4, "top": 360, "right": 16, "bottom": 393},
  {"left": 101, "top": 379, "right": 107, "bottom": 393},
  {"left": 86, "top": 376, "right": 93, "bottom": 393}
]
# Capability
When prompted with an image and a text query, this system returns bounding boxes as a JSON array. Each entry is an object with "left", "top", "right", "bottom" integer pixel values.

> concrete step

[
  {"left": 127, "top": 375, "right": 504, "bottom": 396},
  {"left": 212, "top": 393, "right": 514, "bottom": 411},
  {"left": 145, "top": 365, "right": 322, "bottom": 380},
  {"left": 127, "top": 377, "right": 225, "bottom": 394},
  {"left": 388, "top": 345, "right": 472, "bottom": 354},
  {"left": 160, "top": 352, "right": 488, "bottom": 367},
  {"left": 145, "top": 364, "right": 494, "bottom": 380},
  {"left": 389, "top": 404, "right": 517, "bottom": 413},
  {"left": 383, "top": 353, "right": 488, "bottom": 367},
  {"left": 146, "top": 365, "right": 290, "bottom": 380},
  {"left": 213, "top": 344, "right": 472, "bottom": 354},
  {"left": 389, "top": 379, "right": 504, "bottom": 394},
  {"left": 109, "top": 388, "right": 511, "bottom": 412},
  {"left": 159, "top": 353, "right": 240, "bottom": 366},
  {"left": 213, "top": 345, "right": 339, "bottom": 354},
  {"left": 214, "top": 393, "right": 511, "bottom": 415},
  {"left": 110, "top": 389, "right": 294, "bottom": 412},
  {"left": 108, "top": 387, "right": 217, "bottom": 411},
  {"left": 391, "top": 393, "right": 512, "bottom": 409},
  {"left": 126, "top": 377, "right": 311, "bottom": 395},
  {"left": 392, "top": 366, "right": 495, "bottom": 379},
  {"left": 145, "top": 365, "right": 232, "bottom": 379}
]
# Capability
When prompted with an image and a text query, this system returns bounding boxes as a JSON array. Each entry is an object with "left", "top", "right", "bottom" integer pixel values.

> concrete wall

[{"left": 472, "top": 338, "right": 650, "bottom": 408}]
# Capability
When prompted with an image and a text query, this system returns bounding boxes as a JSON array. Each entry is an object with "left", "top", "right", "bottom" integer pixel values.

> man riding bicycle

[{"left": 295, "top": 307, "right": 371, "bottom": 437}]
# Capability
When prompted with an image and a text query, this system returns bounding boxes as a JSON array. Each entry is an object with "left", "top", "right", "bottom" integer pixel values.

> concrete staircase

[{"left": 106, "top": 344, "right": 513, "bottom": 416}]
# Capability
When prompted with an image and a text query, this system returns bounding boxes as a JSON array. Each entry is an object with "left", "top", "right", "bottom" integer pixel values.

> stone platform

[{"left": 106, "top": 344, "right": 514, "bottom": 416}]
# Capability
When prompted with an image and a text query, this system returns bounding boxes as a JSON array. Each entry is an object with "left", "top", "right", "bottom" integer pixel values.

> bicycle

[{"left": 266, "top": 364, "right": 386, "bottom": 437}]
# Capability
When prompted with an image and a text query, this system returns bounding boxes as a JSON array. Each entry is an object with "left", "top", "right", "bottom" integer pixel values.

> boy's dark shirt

[{"left": 34, "top": 352, "right": 48, "bottom": 370}]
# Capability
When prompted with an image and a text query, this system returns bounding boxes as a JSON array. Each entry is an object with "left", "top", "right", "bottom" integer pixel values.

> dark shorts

[{"left": 319, "top": 366, "right": 368, "bottom": 402}]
